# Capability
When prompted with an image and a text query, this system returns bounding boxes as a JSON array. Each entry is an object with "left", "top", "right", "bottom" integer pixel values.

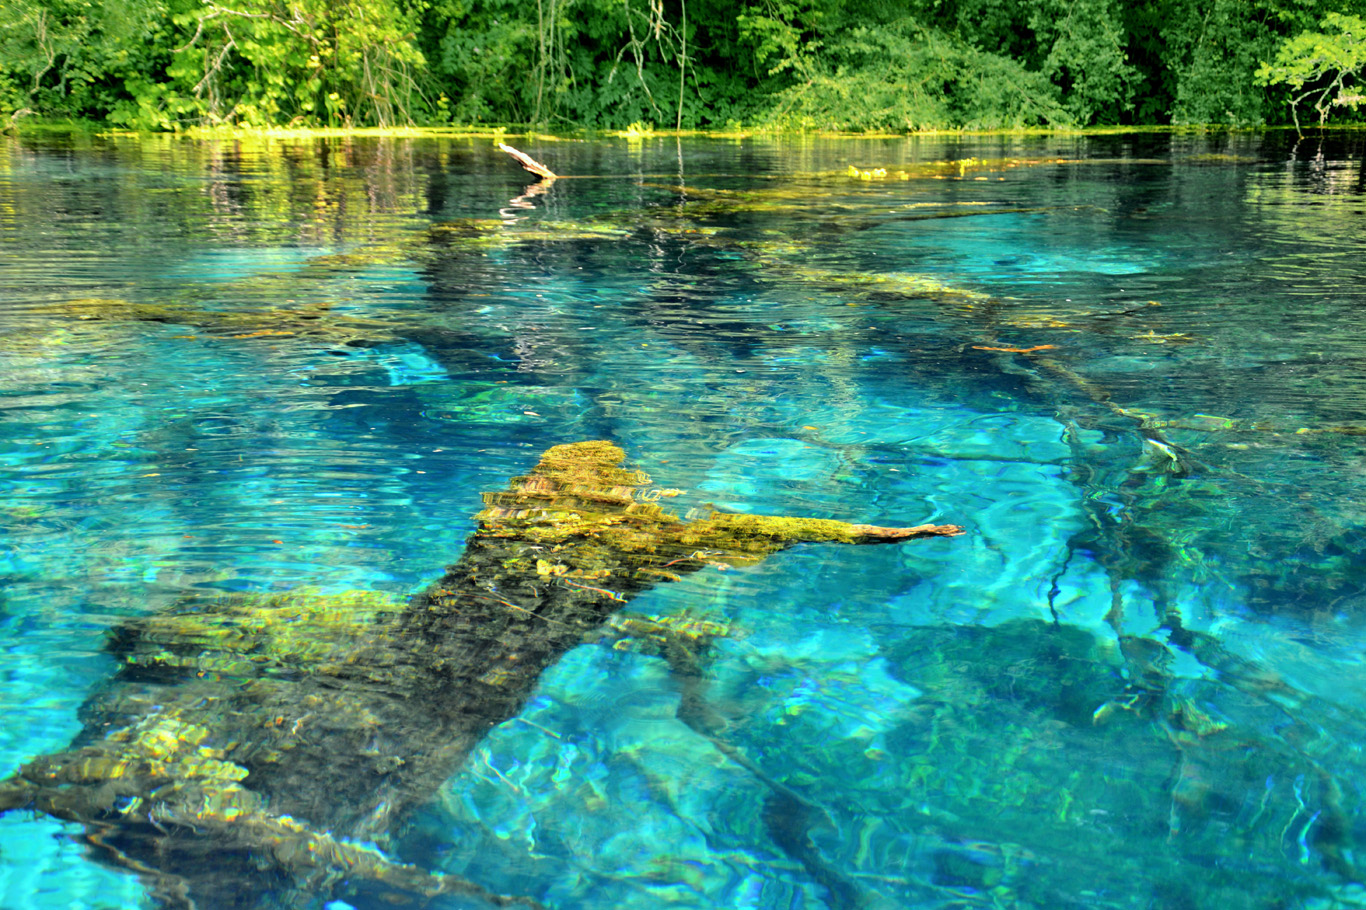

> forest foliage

[{"left": 1, "top": 0, "right": 1365, "bottom": 131}]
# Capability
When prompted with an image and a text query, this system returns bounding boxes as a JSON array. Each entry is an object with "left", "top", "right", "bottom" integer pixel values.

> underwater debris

[
  {"left": 0, "top": 440, "right": 959, "bottom": 909},
  {"left": 972, "top": 344, "right": 1059, "bottom": 354},
  {"left": 605, "top": 610, "right": 732, "bottom": 653},
  {"left": 26, "top": 284, "right": 404, "bottom": 348},
  {"left": 844, "top": 157, "right": 1078, "bottom": 181},
  {"left": 604, "top": 602, "right": 869, "bottom": 910},
  {"left": 1132, "top": 329, "right": 1195, "bottom": 345},
  {"left": 741, "top": 254, "right": 995, "bottom": 306},
  {"left": 879, "top": 618, "right": 1364, "bottom": 907}
]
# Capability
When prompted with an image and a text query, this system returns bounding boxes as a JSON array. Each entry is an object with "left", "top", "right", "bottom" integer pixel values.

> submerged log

[{"left": 0, "top": 440, "right": 961, "bottom": 909}]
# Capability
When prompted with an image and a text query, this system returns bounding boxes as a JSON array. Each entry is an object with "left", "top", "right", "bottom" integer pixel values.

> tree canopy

[
  {"left": 2, "top": 0, "right": 1366, "bottom": 130},
  {"left": 1256, "top": 12, "right": 1366, "bottom": 133}
]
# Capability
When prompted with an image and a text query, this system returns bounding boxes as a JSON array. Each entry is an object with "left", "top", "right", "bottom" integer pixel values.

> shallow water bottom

[{"left": 3, "top": 130, "right": 1366, "bottom": 910}]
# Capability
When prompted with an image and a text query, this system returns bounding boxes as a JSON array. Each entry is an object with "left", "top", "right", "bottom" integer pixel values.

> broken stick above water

[{"left": 498, "top": 142, "right": 558, "bottom": 180}]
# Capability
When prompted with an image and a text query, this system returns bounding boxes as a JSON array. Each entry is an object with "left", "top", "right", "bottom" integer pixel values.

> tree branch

[{"left": 497, "top": 143, "right": 558, "bottom": 180}]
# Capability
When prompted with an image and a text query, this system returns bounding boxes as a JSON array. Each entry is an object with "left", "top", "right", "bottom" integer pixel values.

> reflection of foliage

[{"left": 1257, "top": 12, "right": 1366, "bottom": 132}]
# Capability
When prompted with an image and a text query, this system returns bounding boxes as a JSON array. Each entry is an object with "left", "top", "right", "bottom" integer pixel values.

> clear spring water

[{"left": 2, "top": 130, "right": 1366, "bottom": 909}]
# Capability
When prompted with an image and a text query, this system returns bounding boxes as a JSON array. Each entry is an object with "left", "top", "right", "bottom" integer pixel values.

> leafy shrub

[
  {"left": 751, "top": 18, "right": 1070, "bottom": 131},
  {"left": 1256, "top": 11, "right": 1366, "bottom": 131}
]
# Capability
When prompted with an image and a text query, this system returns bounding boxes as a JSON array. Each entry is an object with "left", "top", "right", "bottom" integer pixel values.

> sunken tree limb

[{"left": 0, "top": 440, "right": 960, "bottom": 909}]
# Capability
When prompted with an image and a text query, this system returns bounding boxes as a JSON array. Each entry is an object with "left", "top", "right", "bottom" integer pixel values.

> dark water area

[{"left": 2, "top": 129, "right": 1366, "bottom": 909}]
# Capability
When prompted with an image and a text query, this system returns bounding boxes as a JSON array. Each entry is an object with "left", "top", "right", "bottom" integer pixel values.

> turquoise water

[{"left": 2, "top": 130, "right": 1366, "bottom": 909}]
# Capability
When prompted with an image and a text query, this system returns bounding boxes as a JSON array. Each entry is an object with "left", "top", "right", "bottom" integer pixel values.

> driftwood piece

[
  {"left": 497, "top": 143, "right": 557, "bottom": 181},
  {"left": 0, "top": 440, "right": 960, "bottom": 909}
]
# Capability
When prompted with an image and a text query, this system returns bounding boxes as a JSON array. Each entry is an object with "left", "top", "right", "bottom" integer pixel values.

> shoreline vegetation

[
  {"left": 1, "top": 1, "right": 1362, "bottom": 136},
  {"left": 8, "top": 123, "right": 1366, "bottom": 142}
]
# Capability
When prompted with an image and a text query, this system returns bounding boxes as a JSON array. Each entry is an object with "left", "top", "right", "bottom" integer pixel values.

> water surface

[{"left": 3, "top": 130, "right": 1366, "bottom": 909}]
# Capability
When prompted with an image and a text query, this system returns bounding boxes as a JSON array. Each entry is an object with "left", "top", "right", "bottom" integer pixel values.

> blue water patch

[
  {"left": 0, "top": 622, "right": 146, "bottom": 909},
  {"left": 890, "top": 216, "right": 1158, "bottom": 281},
  {"left": 360, "top": 341, "right": 452, "bottom": 386},
  {"left": 170, "top": 247, "right": 336, "bottom": 282},
  {"left": 419, "top": 643, "right": 819, "bottom": 909},
  {"left": 697, "top": 438, "right": 846, "bottom": 512},
  {"left": 0, "top": 815, "right": 150, "bottom": 910},
  {"left": 415, "top": 381, "right": 590, "bottom": 429},
  {"left": 3, "top": 133, "right": 1366, "bottom": 910},
  {"left": 980, "top": 246, "right": 1153, "bottom": 277}
]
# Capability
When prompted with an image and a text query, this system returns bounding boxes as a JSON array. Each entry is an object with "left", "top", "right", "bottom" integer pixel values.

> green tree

[
  {"left": 0, "top": 0, "right": 175, "bottom": 122},
  {"left": 421, "top": 0, "right": 755, "bottom": 129},
  {"left": 738, "top": 3, "right": 1069, "bottom": 131},
  {"left": 418, "top": 0, "right": 535, "bottom": 123},
  {"left": 1256, "top": 11, "right": 1366, "bottom": 132},
  {"left": 165, "top": 0, "right": 428, "bottom": 127},
  {"left": 1159, "top": 0, "right": 1289, "bottom": 125},
  {"left": 5, "top": 0, "right": 1365, "bottom": 131},
  {"left": 1029, "top": 0, "right": 1137, "bottom": 124}
]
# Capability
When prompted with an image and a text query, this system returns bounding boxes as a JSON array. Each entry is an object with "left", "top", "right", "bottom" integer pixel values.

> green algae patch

[
  {"left": 474, "top": 442, "right": 681, "bottom": 556},
  {"left": 743, "top": 248, "right": 995, "bottom": 306},
  {"left": 728, "top": 237, "right": 997, "bottom": 306},
  {"left": 677, "top": 513, "right": 868, "bottom": 554},
  {"left": 292, "top": 241, "right": 416, "bottom": 276},
  {"left": 22, "top": 714, "right": 250, "bottom": 789},
  {"left": 526, "top": 440, "right": 647, "bottom": 489},
  {"left": 844, "top": 157, "right": 1080, "bottom": 181},
  {"left": 120, "top": 588, "right": 406, "bottom": 679},
  {"left": 429, "top": 218, "right": 635, "bottom": 254},
  {"left": 1184, "top": 153, "right": 1261, "bottom": 165},
  {"left": 27, "top": 281, "right": 406, "bottom": 350},
  {"left": 793, "top": 266, "right": 993, "bottom": 304},
  {"left": 474, "top": 442, "right": 961, "bottom": 565},
  {"left": 35, "top": 296, "right": 201, "bottom": 323}
]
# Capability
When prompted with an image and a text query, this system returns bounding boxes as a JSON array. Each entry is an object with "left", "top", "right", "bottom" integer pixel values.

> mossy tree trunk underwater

[{"left": 0, "top": 440, "right": 962, "bottom": 909}]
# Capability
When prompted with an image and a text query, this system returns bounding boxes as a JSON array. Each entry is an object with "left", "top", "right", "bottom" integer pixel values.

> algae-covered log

[{"left": 0, "top": 440, "right": 960, "bottom": 909}]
